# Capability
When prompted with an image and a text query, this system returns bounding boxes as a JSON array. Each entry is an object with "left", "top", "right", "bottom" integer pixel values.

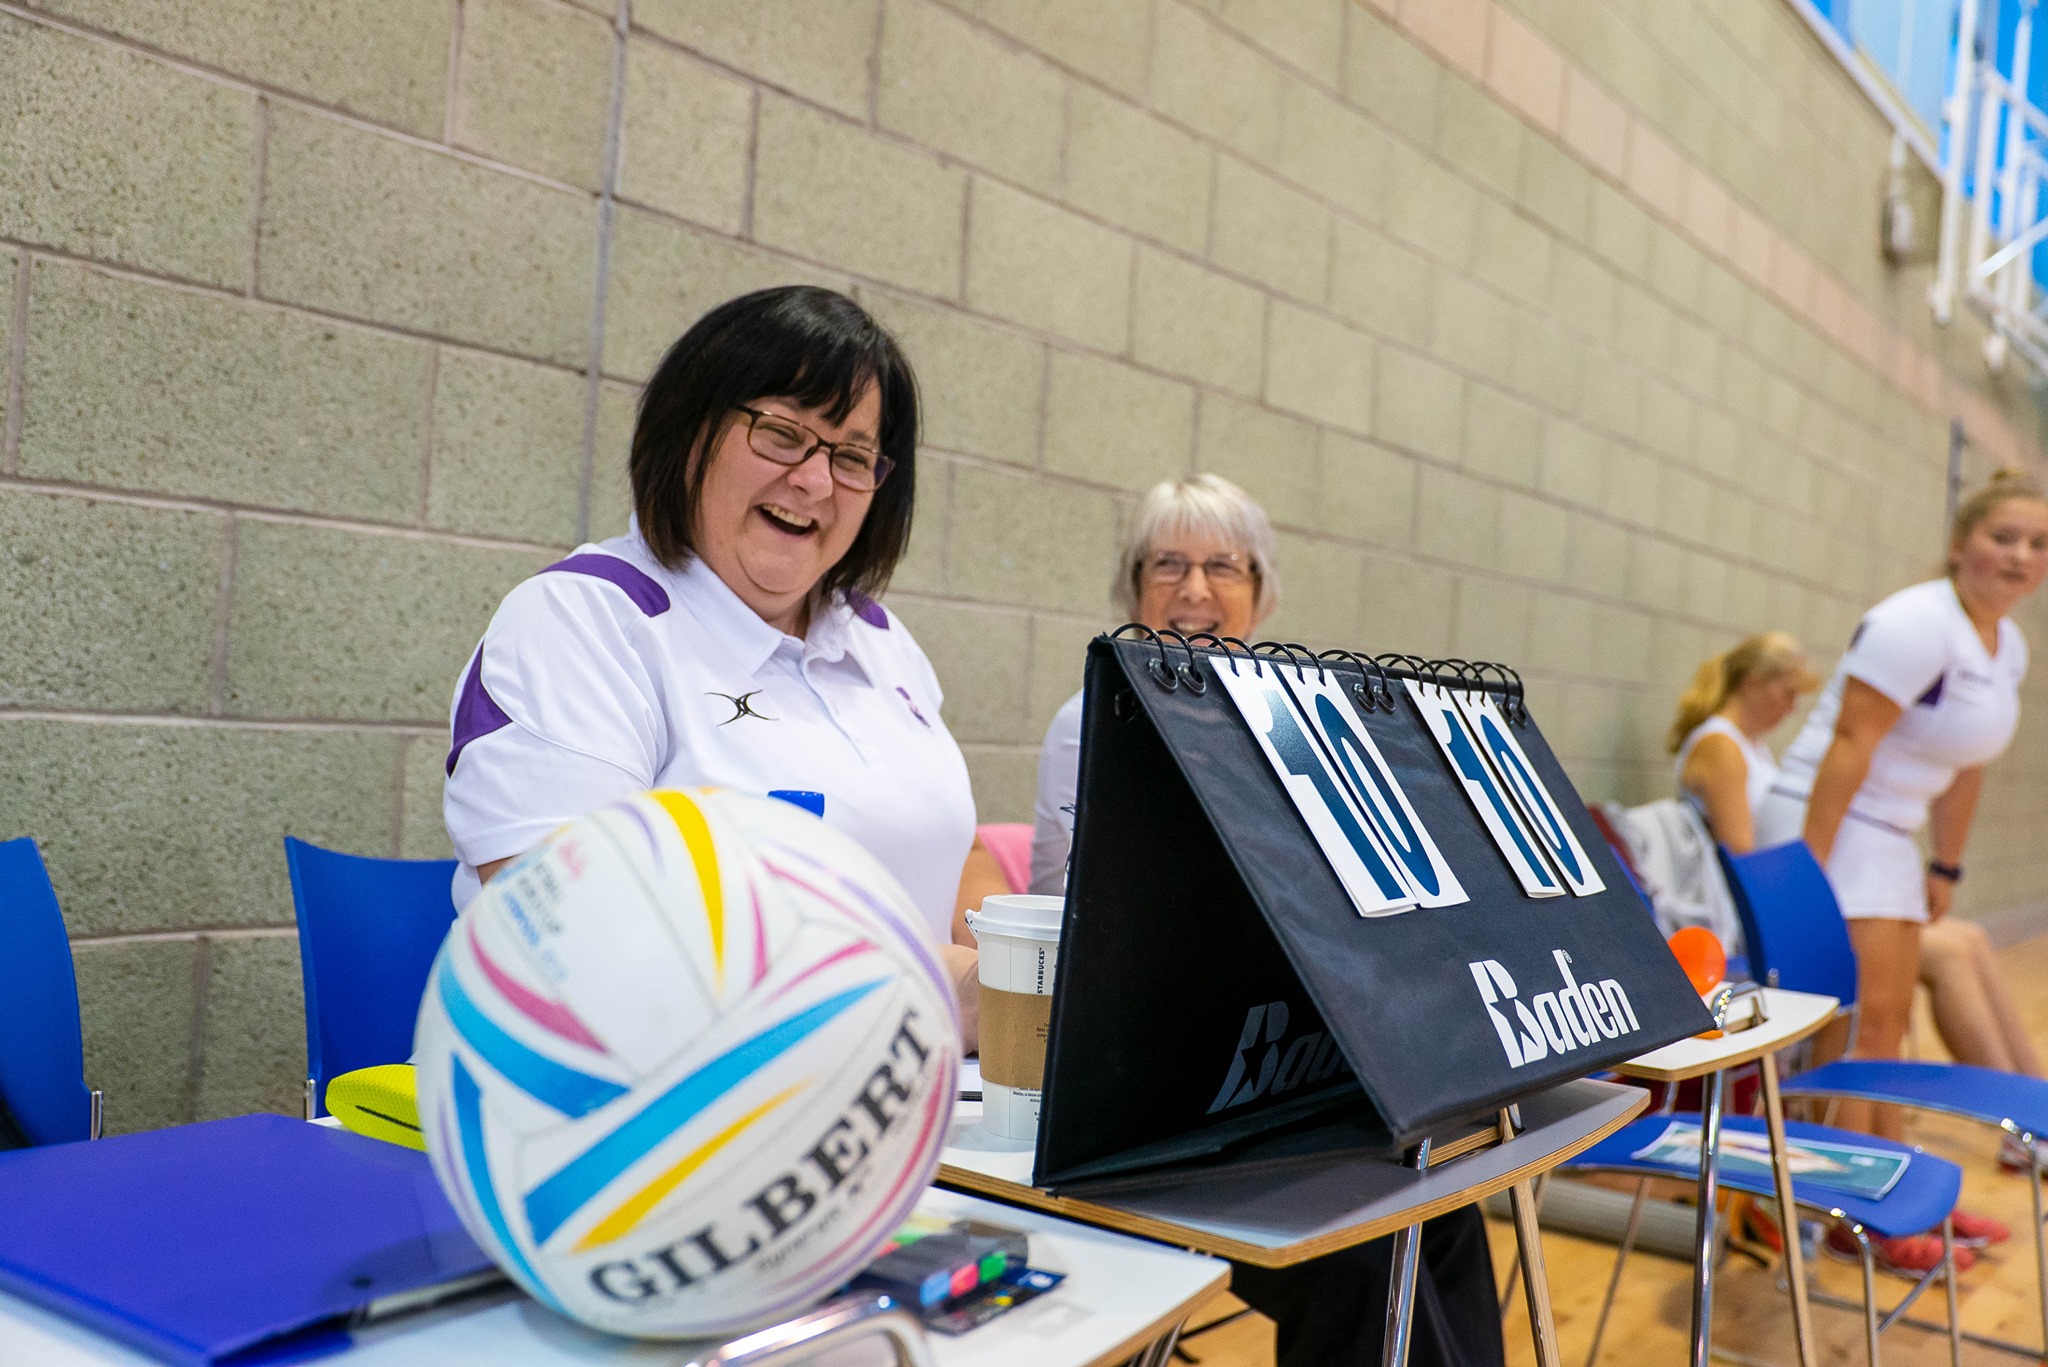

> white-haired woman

[
  {"left": 1028, "top": 473, "right": 1280, "bottom": 895},
  {"left": 1026, "top": 474, "right": 1501, "bottom": 1367}
]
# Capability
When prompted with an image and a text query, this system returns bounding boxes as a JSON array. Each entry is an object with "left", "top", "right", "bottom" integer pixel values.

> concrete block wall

[{"left": 3, "top": 0, "right": 2045, "bottom": 1132}]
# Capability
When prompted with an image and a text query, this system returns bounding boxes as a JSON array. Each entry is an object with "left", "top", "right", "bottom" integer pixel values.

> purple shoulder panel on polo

[
  {"left": 846, "top": 588, "right": 889, "bottom": 629},
  {"left": 541, "top": 554, "right": 671, "bottom": 617},
  {"left": 447, "top": 652, "right": 513, "bottom": 775}
]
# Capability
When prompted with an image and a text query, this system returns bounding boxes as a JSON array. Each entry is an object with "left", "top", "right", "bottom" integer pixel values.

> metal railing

[{"left": 1930, "top": 0, "right": 2048, "bottom": 380}]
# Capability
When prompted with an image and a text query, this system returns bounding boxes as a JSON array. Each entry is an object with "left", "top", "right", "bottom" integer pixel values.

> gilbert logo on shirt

[
  {"left": 1205, "top": 1000, "right": 1352, "bottom": 1114},
  {"left": 1468, "top": 950, "right": 1640, "bottom": 1069},
  {"left": 707, "top": 690, "right": 774, "bottom": 724}
]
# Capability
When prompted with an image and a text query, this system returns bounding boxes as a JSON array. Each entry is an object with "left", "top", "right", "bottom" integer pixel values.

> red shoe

[
  {"left": 1950, "top": 1208, "right": 2011, "bottom": 1247},
  {"left": 1825, "top": 1222, "right": 1976, "bottom": 1275}
]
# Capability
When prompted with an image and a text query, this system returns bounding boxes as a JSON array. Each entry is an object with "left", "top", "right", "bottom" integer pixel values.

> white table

[
  {"left": 1601, "top": 986, "right": 1841, "bottom": 1367},
  {"left": 939, "top": 1078, "right": 1650, "bottom": 1367},
  {"left": 0, "top": 1186, "right": 1226, "bottom": 1367}
]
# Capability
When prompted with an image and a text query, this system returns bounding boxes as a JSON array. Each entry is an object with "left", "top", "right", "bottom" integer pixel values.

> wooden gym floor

[{"left": 1170, "top": 933, "right": 2048, "bottom": 1367}]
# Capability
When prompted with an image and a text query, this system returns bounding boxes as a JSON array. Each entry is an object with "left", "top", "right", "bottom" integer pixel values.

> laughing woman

[{"left": 442, "top": 286, "right": 982, "bottom": 1046}]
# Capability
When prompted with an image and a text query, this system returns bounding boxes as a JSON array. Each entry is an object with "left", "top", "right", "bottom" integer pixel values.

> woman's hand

[
  {"left": 938, "top": 943, "right": 979, "bottom": 1055},
  {"left": 1925, "top": 873, "right": 1956, "bottom": 922}
]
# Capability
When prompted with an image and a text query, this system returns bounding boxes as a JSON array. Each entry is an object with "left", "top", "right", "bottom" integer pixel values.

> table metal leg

[
  {"left": 1501, "top": 1109, "right": 1563, "bottom": 1367},
  {"left": 1689, "top": 1069, "right": 1727, "bottom": 1367},
  {"left": 1381, "top": 1138, "right": 1433, "bottom": 1367},
  {"left": 1758, "top": 1051, "right": 1816, "bottom": 1367}
]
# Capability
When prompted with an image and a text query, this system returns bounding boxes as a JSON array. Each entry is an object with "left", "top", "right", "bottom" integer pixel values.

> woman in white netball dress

[{"left": 1757, "top": 471, "right": 2048, "bottom": 1149}]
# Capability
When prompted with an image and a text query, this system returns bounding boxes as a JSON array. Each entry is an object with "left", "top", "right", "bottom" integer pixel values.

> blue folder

[{"left": 0, "top": 1113, "right": 496, "bottom": 1365}]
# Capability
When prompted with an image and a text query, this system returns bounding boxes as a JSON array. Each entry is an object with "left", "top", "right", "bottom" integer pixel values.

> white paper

[
  {"left": 1451, "top": 692, "right": 1605, "bottom": 897},
  {"left": 1276, "top": 669, "right": 1469, "bottom": 908},
  {"left": 1216, "top": 656, "right": 1417, "bottom": 917},
  {"left": 1403, "top": 680, "right": 1565, "bottom": 899}
]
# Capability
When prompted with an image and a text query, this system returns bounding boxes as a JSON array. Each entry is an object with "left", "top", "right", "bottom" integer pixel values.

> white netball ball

[{"left": 414, "top": 788, "right": 959, "bottom": 1338}]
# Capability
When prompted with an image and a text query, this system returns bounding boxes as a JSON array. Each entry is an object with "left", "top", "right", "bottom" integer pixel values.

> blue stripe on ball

[
  {"left": 523, "top": 978, "right": 886, "bottom": 1245},
  {"left": 441, "top": 957, "right": 629, "bottom": 1117},
  {"left": 452, "top": 1054, "right": 562, "bottom": 1309}
]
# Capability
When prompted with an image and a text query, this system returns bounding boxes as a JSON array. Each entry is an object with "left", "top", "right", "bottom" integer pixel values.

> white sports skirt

[{"left": 1753, "top": 791, "right": 1927, "bottom": 924}]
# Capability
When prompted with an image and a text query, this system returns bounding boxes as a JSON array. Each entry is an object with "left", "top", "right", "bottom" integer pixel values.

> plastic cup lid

[{"left": 966, "top": 894, "right": 1064, "bottom": 943}]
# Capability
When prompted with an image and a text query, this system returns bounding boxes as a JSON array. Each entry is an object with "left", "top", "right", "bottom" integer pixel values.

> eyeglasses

[
  {"left": 734, "top": 406, "right": 895, "bottom": 492},
  {"left": 1141, "top": 552, "right": 1255, "bottom": 588}
]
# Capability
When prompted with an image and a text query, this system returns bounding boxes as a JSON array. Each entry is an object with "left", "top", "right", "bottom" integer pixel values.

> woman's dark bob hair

[{"left": 630, "top": 286, "right": 919, "bottom": 601}]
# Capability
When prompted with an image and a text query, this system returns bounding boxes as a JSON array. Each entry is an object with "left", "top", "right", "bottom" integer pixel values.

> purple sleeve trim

[
  {"left": 846, "top": 588, "right": 889, "bottom": 629},
  {"left": 447, "top": 650, "right": 514, "bottom": 775},
  {"left": 541, "top": 554, "right": 671, "bottom": 617}
]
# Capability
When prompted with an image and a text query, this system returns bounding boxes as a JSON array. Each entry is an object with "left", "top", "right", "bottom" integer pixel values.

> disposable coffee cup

[{"left": 964, "top": 894, "right": 1064, "bottom": 1142}]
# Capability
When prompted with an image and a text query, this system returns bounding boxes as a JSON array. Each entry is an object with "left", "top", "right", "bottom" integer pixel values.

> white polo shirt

[
  {"left": 442, "top": 530, "right": 976, "bottom": 941},
  {"left": 1773, "top": 578, "right": 2028, "bottom": 834}
]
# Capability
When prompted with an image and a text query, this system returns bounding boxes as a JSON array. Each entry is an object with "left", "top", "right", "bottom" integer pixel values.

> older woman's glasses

[
  {"left": 1141, "top": 552, "right": 1254, "bottom": 587},
  {"left": 734, "top": 406, "right": 895, "bottom": 492}
]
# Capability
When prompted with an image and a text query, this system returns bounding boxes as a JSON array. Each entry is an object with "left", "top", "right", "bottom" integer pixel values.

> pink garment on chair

[{"left": 976, "top": 822, "right": 1033, "bottom": 896}]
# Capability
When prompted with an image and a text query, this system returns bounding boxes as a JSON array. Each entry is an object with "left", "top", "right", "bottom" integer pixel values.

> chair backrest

[
  {"left": 1719, "top": 841, "right": 1860, "bottom": 1005},
  {"left": 285, "top": 838, "right": 458, "bottom": 1116},
  {"left": 0, "top": 838, "right": 95, "bottom": 1145},
  {"left": 976, "top": 822, "right": 1033, "bottom": 896}
]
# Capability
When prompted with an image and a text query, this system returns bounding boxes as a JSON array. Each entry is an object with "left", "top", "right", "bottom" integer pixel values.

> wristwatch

[{"left": 1928, "top": 860, "right": 1964, "bottom": 883}]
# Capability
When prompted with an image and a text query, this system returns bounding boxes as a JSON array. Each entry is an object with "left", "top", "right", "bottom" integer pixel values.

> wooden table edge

[
  {"left": 1610, "top": 1000, "right": 1841, "bottom": 1084},
  {"left": 936, "top": 1086, "right": 1650, "bottom": 1269}
]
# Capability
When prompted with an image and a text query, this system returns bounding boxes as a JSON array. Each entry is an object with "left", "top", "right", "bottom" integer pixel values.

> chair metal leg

[
  {"left": 304, "top": 1077, "right": 318, "bottom": 1122},
  {"left": 1758, "top": 1051, "right": 1815, "bottom": 1367},
  {"left": 88, "top": 1088, "right": 103, "bottom": 1141},
  {"left": 1584, "top": 1178, "right": 1651, "bottom": 1367},
  {"left": 2033, "top": 1135, "right": 2048, "bottom": 1360},
  {"left": 1130, "top": 1319, "right": 1186, "bottom": 1367},
  {"left": 1381, "top": 1137, "right": 1433, "bottom": 1367},
  {"left": 1944, "top": 1216, "right": 1961, "bottom": 1367},
  {"left": 1503, "top": 1110, "right": 1562, "bottom": 1367},
  {"left": 1690, "top": 1069, "right": 1728, "bottom": 1367},
  {"left": 1857, "top": 1228, "right": 1881, "bottom": 1367}
]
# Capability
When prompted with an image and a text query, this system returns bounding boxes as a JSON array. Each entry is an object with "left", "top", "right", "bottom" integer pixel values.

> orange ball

[{"left": 1667, "top": 926, "right": 1727, "bottom": 995}]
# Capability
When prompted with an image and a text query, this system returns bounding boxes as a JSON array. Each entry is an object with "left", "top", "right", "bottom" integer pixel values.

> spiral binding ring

[
  {"left": 1157, "top": 629, "right": 1208, "bottom": 695},
  {"left": 1423, "top": 657, "right": 1467, "bottom": 695},
  {"left": 1174, "top": 632, "right": 1228, "bottom": 694},
  {"left": 1210, "top": 636, "right": 1261, "bottom": 675},
  {"left": 1252, "top": 640, "right": 1317, "bottom": 680},
  {"left": 1376, "top": 653, "right": 1436, "bottom": 695},
  {"left": 1364, "top": 655, "right": 1397, "bottom": 711},
  {"left": 1111, "top": 622, "right": 1179, "bottom": 691},
  {"left": 1316, "top": 648, "right": 1381, "bottom": 712},
  {"left": 1105, "top": 627, "right": 1523, "bottom": 712},
  {"left": 1473, "top": 660, "right": 1529, "bottom": 725}
]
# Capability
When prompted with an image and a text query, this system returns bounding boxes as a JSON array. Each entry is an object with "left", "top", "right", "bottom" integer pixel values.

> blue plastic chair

[
  {"left": 1725, "top": 840, "right": 2048, "bottom": 1358},
  {"left": 284, "top": 838, "right": 458, "bottom": 1120},
  {"left": 0, "top": 838, "right": 100, "bottom": 1145},
  {"left": 1574, "top": 1114, "right": 1961, "bottom": 1367}
]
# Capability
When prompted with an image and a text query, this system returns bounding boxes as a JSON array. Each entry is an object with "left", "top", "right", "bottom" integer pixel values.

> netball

[{"left": 413, "top": 788, "right": 959, "bottom": 1339}]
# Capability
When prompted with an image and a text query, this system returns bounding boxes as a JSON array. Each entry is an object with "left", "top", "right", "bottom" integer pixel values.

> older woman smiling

[{"left": 1029, "top": 474, "right": 1279, "bottom": 895}]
